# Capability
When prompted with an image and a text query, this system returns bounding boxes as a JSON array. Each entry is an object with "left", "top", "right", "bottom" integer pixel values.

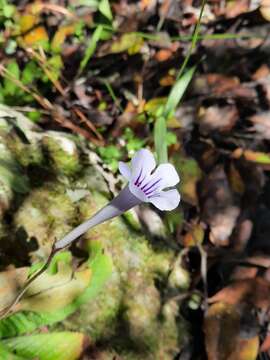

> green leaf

[
  {"left": 163, "top": 66, "right": 195, "bottom": 118},
  {"left": 79, "top": 25, "right": 104, "bottom": 72},
  {"left": 0, "top": 342, "right": 25, "bottom": 359},
  {"left": 0, "top": 242, "right": 112, "bottom": 338},
  {"left": 98, "top": 0, "right": 113, "bottom": 20},
  {"left": 2, "top": 4, "right": 15, "bottom": 18},
  {"left": 110, "top": 33, "right": 143, "bottom": 54},
  {"left": 154, "top": 116, "right": 168, "bottom": 164},
  {"left": 21, "top": 61, "right": 39, "bottom": 85},
  {"left": 3, "top": 61, "right": 20, "bottom": 96},
  {"left": 3, "top": 332, "right": 87, "bottom": 360}
]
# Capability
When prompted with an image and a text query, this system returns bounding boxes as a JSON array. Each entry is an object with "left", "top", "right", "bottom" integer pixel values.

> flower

[
  {"left": 54, "top": 148, "right": 180, "bottom": 250},
  {"left": 119, "top": 149, "right": 180, "bottom": 211}
]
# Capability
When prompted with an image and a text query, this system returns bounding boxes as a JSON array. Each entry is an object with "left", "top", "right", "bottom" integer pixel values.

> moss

[
  {"left": 7, "top": 135, "right": 44, "bottom": 167},
  {"left": 14, "top": 183, "right": 77, "bottom": 257},
  {"left": 42, "top": 133, "right": 82, "bottom": 176},
  {"left": 60, "top": 190, "right": 184, "bottom": 358}
]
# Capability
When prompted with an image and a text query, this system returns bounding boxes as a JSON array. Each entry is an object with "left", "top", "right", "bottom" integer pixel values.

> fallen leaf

[
  {"left": 198, "top": 105, "right": 238, "bottom": 134},
  {"left": 252, "top": 64, "right": 270, "bottom": 80},
  {"left": 260, "top": 0, "right": 270, "bottom": 21},
  {"left": 228, "top": 163, "right": 245, "bottom": 195},
  {"left": 183, "top": 222, "right": 205, "bottom": 247},
  {"left": 3, "top": 332, "right": 89, "bottom": 360},
  {"left": 22, "top": 26, "right": 49, "bottom": 49},
  {"left": 261, "top": 332, "right": 270, "bottom": 352},
  {"left": 232, "top": 149, "right": 270, "bottom": 165},
  {"left": 19, "top": 14, "right": 37, "bottom": 33},
  {"left": 200, "top": 166, "right": 240, "bottom": 246},
  {"left": 173, "top": 154, "right": 202, "bottom": 206},
  {"left": 0, "top": 258, "right": 91, "bottom": 314},
  {"left": 225, "top": 0, "right": 250, "bottom": 18},
  {"left": 249, "top": 112, "right": 270, "bottom": 140},
  {"left": 110, "top": 33, "right": 144, "bottom": 55},
  {"left": 51, "top": 24, "right": 76, "bottom": 53},
  {"left": 155, "top": 49, "right": 173, "bottom": 62},
  {"left": 208, "top": 277, "right": 270, "bottom": 309},
  {"left": 204, "top": 302, "right": 259, "bottom": 360},
  {"left": 232, "top": 219, "right": 253, "bottom": 251},
  {"left": 159, "top": 74, "right": 175, "bottom": 86}
]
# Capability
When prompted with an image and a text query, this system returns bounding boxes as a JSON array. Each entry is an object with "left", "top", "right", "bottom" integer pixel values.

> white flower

[
  {"left": 119, "top": 149, "right": 180, "bottom": 211},
  {"left": 55, "top": 148, "right": 180, "bottom": 250}
]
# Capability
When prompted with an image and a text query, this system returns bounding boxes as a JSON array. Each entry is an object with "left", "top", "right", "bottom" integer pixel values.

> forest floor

[{"left": 2, "top": 1, "right": 270, "bottom": 359}]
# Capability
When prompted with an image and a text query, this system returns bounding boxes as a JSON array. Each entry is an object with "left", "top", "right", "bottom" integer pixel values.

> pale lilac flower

[
  {"left": 55, "top": 149, "right": 180, "bottom": 250},
  {"left": 119, "top": 148, "right": 180, "bottom": 211}
]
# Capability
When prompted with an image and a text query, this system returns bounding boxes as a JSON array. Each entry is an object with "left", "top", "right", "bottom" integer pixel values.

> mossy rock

[{"left": 0, "top": 105, "right": 189, "bottom": 359}]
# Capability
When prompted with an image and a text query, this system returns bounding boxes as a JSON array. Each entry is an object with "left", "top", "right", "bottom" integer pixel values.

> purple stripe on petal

[
  {"left": 138, "top": 175, "right": 147, "bottom": 187},
  {"left": 145, "top": 186, "right": 160, "bottom": 196},
  {"left": 134, "top": 168, "right": 143, "bottom": 185},
  {"left": 143, "top": 178, "right": 162, "bottom": 193}
]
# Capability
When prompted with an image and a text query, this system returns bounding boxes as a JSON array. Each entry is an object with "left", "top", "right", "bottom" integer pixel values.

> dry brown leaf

[
  {"left": 155, "top": 49, "right": 173, "bottom": 62},
  {"left": 252, "top": 64, "right": 270, "bottom": 80},
  {"left": 183, "top": 222, "right": 205, "bottom": 247},
  {"left": 261, "top": 332, "right": 270, "bottom": 352},
  {"left": 225, "top": 0, "right": 250, "bottom": 18},
  {"left": 230, "top": 266, "right": 258, "bottom": 281},
  {"left": 208, "top": 277, "right": 270, "bottom": 309},
  {"left": 206, "top": 74, "right": 240, "bottom": 94},
  {"left": 198, "top": 105, "right": 238, "bottom": 134},
  {"left": 23, "top": 26, "right": 49, "bottom": 47},
  {"left": 260, "top": 0, "right": 270, "bottom": 21},
  {"left": 201, "top": 166, "right": 240, "bottom": 246},
  {"left": 249, "top": 112, "right": 270, "bottom": 140},
  {"left": 232, "top": 219, "right": 253, "bottom": 251},
  {"left": 193, "top": 74, "right": 256, "bottom": 99},
  {"left": 204, "top": 302, "right": 259, "bottom": 360},
  {"left": 228, "top": 163, "right": 245, "bottom": 195}
]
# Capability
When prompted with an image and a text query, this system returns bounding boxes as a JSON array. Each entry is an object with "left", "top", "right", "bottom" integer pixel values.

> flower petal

[
  {"left": 131, "top": 149, "right": 156, "bottom": 180},
  {"left": 151, "top": 163, "right": 179, "bottom": 190},
  {"left": 149, "top": 189, "right": 180, "bottom": 211},
  {"left": 119, "top": 161, "right": 132, "bottom": 180}
]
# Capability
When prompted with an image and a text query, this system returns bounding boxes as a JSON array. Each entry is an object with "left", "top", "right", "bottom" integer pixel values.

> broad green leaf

[
  {"left": 80, "top": 25, "right": 104, "bottom": 72},
  {"left": 0, "top": 342, "right": 25, "bottom": 360},
  {"left": 0, "top": 242, "right": 112, "bottom": 338},
  {"left": 98, "top": 0, "right": 113, "bottom": 20},
  {"left": 163, "top": 66, "right": 196, "bottom": 118},
  {"left": 3, "top": 332, "right": 87, "bottom": 360},
  {"left": 154, "top": 116, "right": 168, "bottom": 164},
  {"left": 75, "top": 0, "right": 98, "bottom": 7}
]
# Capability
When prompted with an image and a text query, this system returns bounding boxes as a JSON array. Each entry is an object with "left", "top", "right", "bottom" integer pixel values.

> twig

[{"left": 72, "top": 107, "right": 104, "bottom": 145}]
